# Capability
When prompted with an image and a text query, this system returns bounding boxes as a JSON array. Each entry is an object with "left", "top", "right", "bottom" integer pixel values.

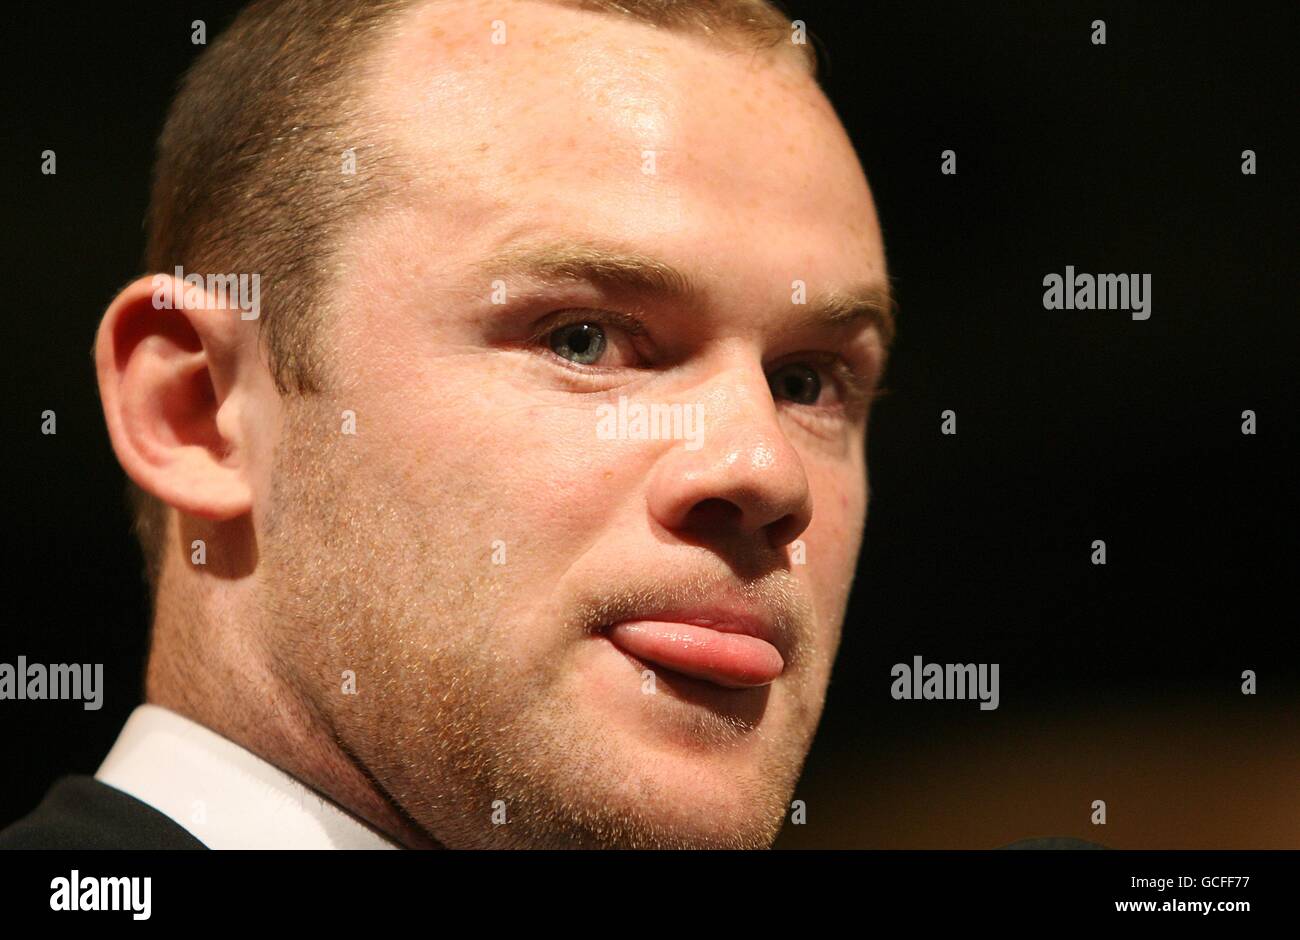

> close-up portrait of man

[
  {"left": 1, "top": 0, "right": 1290, "bottom": 879},
  {"left": 3, "top": 0, "right": 892, "bottom": 850}
]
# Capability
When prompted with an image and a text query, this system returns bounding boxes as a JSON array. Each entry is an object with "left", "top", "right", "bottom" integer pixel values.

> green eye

[
  {"left": 548, "top": 322, "right": 607, "bottom": 365},
  {"left": 769, "top": 363, "right": 822, "bottom": 405}
]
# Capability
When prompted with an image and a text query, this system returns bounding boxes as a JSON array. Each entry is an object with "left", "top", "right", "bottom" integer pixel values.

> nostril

[
  {"left": 766, "top": 511, "right": 809, "bottom": 550},
  {"left": 683, "top": 496, "right": 808, "bottom": 548},
  {"left": 684, "top": 497, "right": 743, "bottom": 533}
]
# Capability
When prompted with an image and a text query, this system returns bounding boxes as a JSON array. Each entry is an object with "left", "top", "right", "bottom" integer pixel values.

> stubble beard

[{"left": 254, "top": 396, "right": 822, "bottom": 848}]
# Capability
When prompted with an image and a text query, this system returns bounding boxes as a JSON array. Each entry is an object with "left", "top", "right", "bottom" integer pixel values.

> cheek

[
  {"left": 807, "top": 457, "right": 866, "bottom": 561},
  {"left": 800, "top": 459, "right": 867, "bottom": 631},
  {"left": 369, "top": 365, "right": 630, "bottom": 550}
]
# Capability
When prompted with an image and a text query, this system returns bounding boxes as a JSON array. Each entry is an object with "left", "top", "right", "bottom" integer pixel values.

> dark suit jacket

[
  {"left": 3, "top": 776, "right": 1104, "bottom": 850},
  {"left": 0, "top": 776, "right": 207, "bottom": 849}
]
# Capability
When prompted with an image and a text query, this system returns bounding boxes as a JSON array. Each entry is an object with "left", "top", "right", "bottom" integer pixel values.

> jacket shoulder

[{"left": 0, "top": 775, "right": 207, "bottom": 850}]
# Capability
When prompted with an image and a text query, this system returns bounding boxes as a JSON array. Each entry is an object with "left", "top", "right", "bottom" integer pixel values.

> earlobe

[{"left": 95, "top": 274, "right": 254, "bottom": 521}]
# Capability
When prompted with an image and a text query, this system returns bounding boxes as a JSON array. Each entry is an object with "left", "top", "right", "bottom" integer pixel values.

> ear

[{"left": 95, "top": 274, "right": 256, "bottom": 520}]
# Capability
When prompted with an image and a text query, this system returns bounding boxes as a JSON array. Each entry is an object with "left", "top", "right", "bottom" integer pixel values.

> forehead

[{"left": 358, "top": 0, "right": 885, "bottom": 285}]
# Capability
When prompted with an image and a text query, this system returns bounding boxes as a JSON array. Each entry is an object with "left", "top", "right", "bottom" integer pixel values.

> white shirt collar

[{"left": 95, "top": 704, "right": 399, "bottom": 850}]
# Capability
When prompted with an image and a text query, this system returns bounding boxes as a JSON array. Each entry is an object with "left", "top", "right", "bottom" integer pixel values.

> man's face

[{"left": 255, "top": 0, "right": 889, "bottom": 848}]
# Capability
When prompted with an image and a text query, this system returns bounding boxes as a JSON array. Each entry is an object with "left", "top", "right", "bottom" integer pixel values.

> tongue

[{"left": 605, "top": 620, "right": 784, "bottom": 688}]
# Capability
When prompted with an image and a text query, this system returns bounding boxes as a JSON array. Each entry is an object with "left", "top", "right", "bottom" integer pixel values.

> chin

[
  {"left": 534, "top": 708, "right": 798, "bottom": 850},
  {"left": 542, "top": 794, "right": 787, "bottom": 850}
]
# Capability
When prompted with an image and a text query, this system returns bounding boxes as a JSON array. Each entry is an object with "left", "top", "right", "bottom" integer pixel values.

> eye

[
  {"left": 548, "top": 321, "right": 607, "bottom": 365},
  {"left": 769, "top": 362, "right": 825, "bottom": 405},
  {"left": 537, "top": 311, "right": 646, "bottom": 370}
]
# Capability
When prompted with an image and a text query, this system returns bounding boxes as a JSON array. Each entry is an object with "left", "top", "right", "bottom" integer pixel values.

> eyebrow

[
  {"left": 475, "top": 241, "right": 896, "bottom": 349},
  {"left": 790, "top": 284, "right": 897, "bottom": 350}
]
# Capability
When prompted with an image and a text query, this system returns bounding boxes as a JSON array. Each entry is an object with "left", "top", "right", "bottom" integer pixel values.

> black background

[{"left": 2, "top": 1, "right": 1295, "bottom": 847}]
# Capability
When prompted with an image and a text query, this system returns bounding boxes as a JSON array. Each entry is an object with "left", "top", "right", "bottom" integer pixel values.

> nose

[{"left": 645, "top": 361, "right": 813, "bottom": 552}]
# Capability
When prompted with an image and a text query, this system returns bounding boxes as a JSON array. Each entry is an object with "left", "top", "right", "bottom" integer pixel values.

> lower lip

[{"left": 604, "top": 620, "right": 784, "bottom": 689}]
